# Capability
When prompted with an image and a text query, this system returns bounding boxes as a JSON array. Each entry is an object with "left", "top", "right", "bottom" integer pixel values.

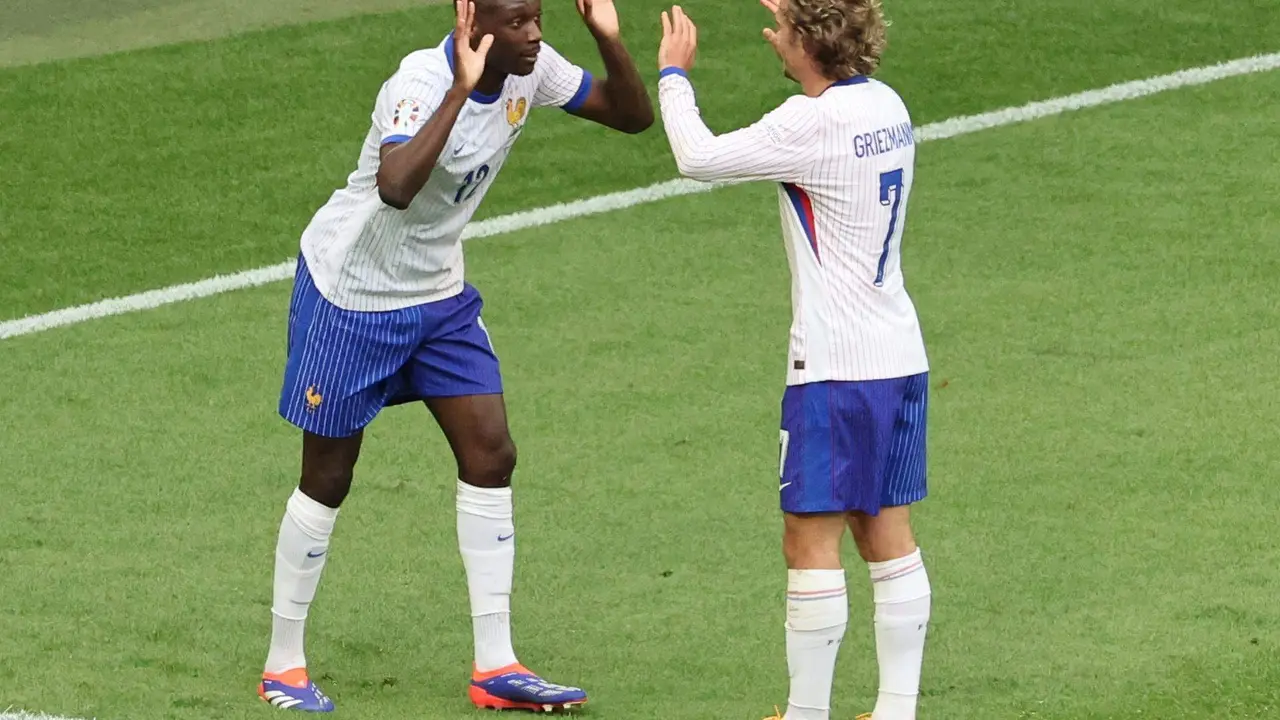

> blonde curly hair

[{"left": 783, "top": 0, "right": 889, "bottom": 78}]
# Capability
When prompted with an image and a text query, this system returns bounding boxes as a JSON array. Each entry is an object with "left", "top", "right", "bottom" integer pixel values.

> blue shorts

[
  {"left": 779, "top": 373, "right": 929, "bottom": 515},
  {"left": 278, "top": 257, "right": 503, "bottom": 438}
]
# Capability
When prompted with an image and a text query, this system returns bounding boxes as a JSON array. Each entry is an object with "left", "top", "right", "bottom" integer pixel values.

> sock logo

[
  {"left": 497, "top": 533, "right": 514, "bottom": 542},
  {"left": 306, "top": 549, "right": 327, "bottom": 558}
]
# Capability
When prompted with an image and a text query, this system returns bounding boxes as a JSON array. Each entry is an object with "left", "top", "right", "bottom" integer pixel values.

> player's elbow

[
  {"left": 375, "top": 173, "right": 412, "bottom": 211},
  {"left": 673, "top": 154, "right": 719, "bottom": 183},
  {"left": 618, "top": 108, "right": 655, "bottom": 134}
]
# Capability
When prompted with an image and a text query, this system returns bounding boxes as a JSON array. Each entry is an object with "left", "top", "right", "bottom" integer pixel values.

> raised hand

[
  {"left": 759, "top": 0, "right": 786, "bottom": 55},
  {"left": 760, "top": 0, "right": 785, "bottom": 56},
  {"left": 577, "top": 0, "right": 622, "bottom": 40},
  {"left": 451, "top": 0, "right": 494, "bottom": 90},
  {"left": 658, "top": 5, "right": 698, "bottom": 72}
]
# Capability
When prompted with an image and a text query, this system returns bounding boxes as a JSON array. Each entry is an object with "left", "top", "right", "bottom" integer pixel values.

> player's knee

[
  {"left": 848, "top": 507, "right": 917, "bottom": 563},
  {"left": 782, "top": 513, "right": 844, "bottom": 569},
  {"left": 459, "top": 433, "right": 517, "bottom": 488},
  {"left": 299, "top": 464, "right": 355, "bottom": 508}
]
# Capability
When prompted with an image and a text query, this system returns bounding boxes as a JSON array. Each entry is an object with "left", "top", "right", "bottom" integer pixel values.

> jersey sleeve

[
  {"left": 531, "top": 43, "right": 594, "bottom": 112},
  {"left": 657, "top": 69, "right": 820, "bottom": 184},
  {"left": 374, "top": 68, "right": 452, "bottom": 147}
]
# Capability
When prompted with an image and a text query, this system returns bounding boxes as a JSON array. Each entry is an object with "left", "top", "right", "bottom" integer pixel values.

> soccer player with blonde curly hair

[{"left": 656, "top": 1, "right": 931, "bottom": 719}]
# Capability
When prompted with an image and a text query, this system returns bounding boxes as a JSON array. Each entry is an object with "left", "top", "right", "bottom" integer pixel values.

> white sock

[
  {"left": 868, "top": 549, "right": 931, "bottom": 720},
  {"left": 784, "top": 569, "right": 849, "bottom": 720},
  {"left": 457, "top": 480, "right": 518, "bottom": 672},
  {"left": 265, "top": 488, "right": 339, "bottom": 674}
]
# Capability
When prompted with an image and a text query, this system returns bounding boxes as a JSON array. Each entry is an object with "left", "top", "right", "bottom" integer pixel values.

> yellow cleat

[
  {"left": 854, "top": 714, "right": 873, "bottom": 720},
  {"left": 763, "top": 705, "right": 785, "bottom": 720}
]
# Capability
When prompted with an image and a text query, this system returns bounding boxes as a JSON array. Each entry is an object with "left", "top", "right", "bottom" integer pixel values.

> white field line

[
  {"left": 0, "top": 707, "right": 93, "bottom": 712},
  {"left": 3, "top": 50, "right": 1278, "bottom": 342}
]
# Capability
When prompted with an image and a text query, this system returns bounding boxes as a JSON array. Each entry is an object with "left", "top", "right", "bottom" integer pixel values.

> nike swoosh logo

[
  {"left": 306, "top": 550, "right": 327, "bottom": 558},
  {"left": 779, "top": 483, "right": 792, "bottom": 491},
  {"left": 497, "top": 533, "right": 514, "bottom": 542}
]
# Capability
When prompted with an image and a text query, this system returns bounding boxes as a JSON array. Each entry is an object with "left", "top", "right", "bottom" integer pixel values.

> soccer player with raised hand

[
  {"left": 257, "top": 0, "right": 651, "bottom": 713},
  {"left": 657, "top": 3, "right": 932, "bottom": 719}
]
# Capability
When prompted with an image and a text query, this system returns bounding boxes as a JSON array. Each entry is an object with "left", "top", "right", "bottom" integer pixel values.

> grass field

[{"left": 2, "top": 1, "right": 1280, "bottom": 719}]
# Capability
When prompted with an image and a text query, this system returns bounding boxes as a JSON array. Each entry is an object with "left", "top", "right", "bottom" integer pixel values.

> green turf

[
  {"left": 2, "top": 0, "right": 1279, "bottom": 318},
  {"left": 3, "top": 57, "right": 1279, "bottom": 720},
  {"left": 0, "top": 0, "right": 428, "bottom": 68},
  {"left": 0, "top": 0, "right": 173, "bottom": 39}
]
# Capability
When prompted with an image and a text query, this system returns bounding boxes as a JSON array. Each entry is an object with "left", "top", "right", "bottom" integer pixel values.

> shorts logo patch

[{"left": 305, "top": 385, "right": 323, "bottom": 413}]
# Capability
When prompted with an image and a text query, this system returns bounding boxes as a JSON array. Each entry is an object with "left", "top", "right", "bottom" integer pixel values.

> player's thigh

[
  {"left": 406, "top": 284, "right": 513, "bottom": 483},
  {"left": 279, "top": 257, "right": 421, "bottom": 438},
  {"left": 778, "top": 380, "right": 898, "bottom": 515}
]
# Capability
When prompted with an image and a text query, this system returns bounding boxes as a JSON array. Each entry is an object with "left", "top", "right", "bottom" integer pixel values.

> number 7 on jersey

[{"left": 875, "top": 168, "right": 906, "bottom": 287}]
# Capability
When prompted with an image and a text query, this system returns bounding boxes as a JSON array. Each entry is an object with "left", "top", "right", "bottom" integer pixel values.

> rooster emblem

[
  {"left": 506, "top": 97, "right": 528, "bottom": 127},
  {"left": 305, "top": 385, "right": 323, "bottom": 413}
]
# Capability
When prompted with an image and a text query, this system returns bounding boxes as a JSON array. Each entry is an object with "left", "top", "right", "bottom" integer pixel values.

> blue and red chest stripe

[{"left": 782, "top": 183, "right": 821, "bottom": 264}]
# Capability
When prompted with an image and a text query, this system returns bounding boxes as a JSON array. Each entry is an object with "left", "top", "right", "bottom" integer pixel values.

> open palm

[
  {"left": 577, "top": 0, "right": 621, "bottom": 39},
  {"left": 452, "top": 0, "right": 494, "bottom": 90}
]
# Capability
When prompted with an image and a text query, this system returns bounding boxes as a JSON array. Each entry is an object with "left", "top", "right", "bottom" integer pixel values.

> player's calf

[
  {"left": 425, "top": 393, "right": 587, "bottom": 703},
  {"left": 257, "top": 432, "right": 362, "bottom": 712},
  {"left": 848, "top": 507, "right": 931, "bottom": 720},
  {"left": 778, "top": 513, "right": 849, "bottom": 720}
]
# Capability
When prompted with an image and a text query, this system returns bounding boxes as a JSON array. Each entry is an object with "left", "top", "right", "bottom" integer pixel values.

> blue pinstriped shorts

[
  {"left": 278, "top": 257, "right": 502, "bottom": 438},
  {"left": 778, "top": 374, "right": 929, "bottom": 515}
]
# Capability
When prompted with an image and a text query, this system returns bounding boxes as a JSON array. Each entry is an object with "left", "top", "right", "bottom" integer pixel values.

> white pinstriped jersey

[
  {"left": 299, "top": 33, "right": 592, "bottom": 312},
  {"left": 658, "top": 70, "right": 928, "bottom": 385}
]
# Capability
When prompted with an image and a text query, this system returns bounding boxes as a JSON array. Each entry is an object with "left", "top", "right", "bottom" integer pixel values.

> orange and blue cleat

[
  {"left": 469, "top": 663, "right": 587, "bottom": 712},
  {"left": 762, "top": 706, "right": 872, "bottom": 719},
  {"left": 258, "top": 668, "right": 335, "bottom": 713}
]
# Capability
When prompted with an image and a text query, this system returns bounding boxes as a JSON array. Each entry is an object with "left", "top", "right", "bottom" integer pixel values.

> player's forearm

[
  {"left": 657, "top": 71, "right": 727, "bottom": 182},
  {"left": 376, "top": 86, "right": 470, "bottom": 210},
  {"left": 659, "top": 72, "right": 801, "bottom": 183},
  {"left": 591, "top": 34, "right": 654, "bottom": 133}
]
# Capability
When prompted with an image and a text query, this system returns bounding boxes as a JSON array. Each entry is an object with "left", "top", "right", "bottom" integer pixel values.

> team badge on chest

[{"left": 505, "top": 97, "right": 528, "bottom": 127}]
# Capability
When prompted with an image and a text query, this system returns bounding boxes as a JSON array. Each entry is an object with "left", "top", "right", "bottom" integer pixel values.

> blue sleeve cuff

[
  {"left": 381, "top": 134, "right": 413, "bottom": 146},
  {"left": 659, "top": 67, "right": 688, "bottom": 80},
  {"left": 562, "top": 70, "right": 594, "bottom": 113}
]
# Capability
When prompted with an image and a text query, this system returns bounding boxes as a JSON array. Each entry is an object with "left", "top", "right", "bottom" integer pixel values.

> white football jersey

[
  {"left": 299, "top": 33, "right": 591, "bottom": 311},
  {"left": 658, "top": 70, "right": 928, "bottom": 385}
]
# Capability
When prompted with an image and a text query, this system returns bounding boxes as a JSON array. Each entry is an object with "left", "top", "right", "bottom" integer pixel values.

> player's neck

[
  {"left": 799, "top": 76, "right": 835, "bottom": 98},
  {"left": 475, "top": 68, "right": 507, "bottom": 97},
  {"left": 793, "top": 64, "right": 835, "bottom": 98}
]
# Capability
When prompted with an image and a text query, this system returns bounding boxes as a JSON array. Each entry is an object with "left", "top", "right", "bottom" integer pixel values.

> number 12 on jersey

[
  {"left": 875, "top": 168, "right": 906, "bottom": 287},
  {"left": 454, "top": 164, "right": 490, "bottom": 204}
]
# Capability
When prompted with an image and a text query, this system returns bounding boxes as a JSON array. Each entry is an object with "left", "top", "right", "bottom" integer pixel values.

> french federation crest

[{"left": 506, "top": 97, "right": 528, "bottom": 127}]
